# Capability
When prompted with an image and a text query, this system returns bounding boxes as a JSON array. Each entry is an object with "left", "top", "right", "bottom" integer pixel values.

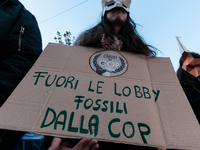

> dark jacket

[
  {"left": 180, "top": 80, "right": 200, "bottom": 124},
  {"left": 0, "top": 0, "right": 42, "bottom": 148}
]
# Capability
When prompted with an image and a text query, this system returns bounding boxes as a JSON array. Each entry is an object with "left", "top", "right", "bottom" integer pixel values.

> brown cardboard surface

[{"left": 0, "top": 43, "right": 200, "bottom": 149}]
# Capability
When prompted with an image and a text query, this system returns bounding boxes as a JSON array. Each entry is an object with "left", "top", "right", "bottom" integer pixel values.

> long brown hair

[
  {"left": 74, "top": 13, "right": 157, "bottom": 57},
  {"left": 177, "top": 52, "right": 200, "bottom": 92}
]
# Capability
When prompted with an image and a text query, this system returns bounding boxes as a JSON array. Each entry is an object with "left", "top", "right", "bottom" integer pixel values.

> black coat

[
  {"left": 180, "top": 80, "right": 200, "bottom": 124},
  {"left": 0, "top": 0, "right": 42, "bottom": 149},
  {"left": 0, "top": 0, "right": 42, "bottom": 106}
]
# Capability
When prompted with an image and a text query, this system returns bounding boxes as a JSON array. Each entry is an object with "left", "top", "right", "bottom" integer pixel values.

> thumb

[
  {"left": 72, "top": 138, "right": 91, "bottom": 150},
  {"left": 48, "top": 137, "right": 62, "bottom": 150}
]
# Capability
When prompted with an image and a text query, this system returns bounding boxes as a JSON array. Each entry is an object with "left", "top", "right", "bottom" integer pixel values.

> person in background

[
  {"left": 74, "top": 0, "right": 156, "bottom": 56},
  {"left": 48, "top": 0, "right": 166, "bottom": 150},
  {"left": 0, "top": 0, "right": 44, "bottom": 149},
  {"left": 177, "top": 51, "right": 200, "bottom": 123}
]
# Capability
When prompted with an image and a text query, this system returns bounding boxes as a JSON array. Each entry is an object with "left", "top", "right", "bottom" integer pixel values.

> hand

[
  {"left": 48, "top": 137, "right": 99, "bottom": 150},
  {"left": 158, "top": 148, "right": 166, "bottom": 150}
]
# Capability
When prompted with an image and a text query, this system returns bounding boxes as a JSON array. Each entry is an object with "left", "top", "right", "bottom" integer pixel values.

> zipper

[{"left": 18, "top": 26, "right": 25, "bottom": 51}]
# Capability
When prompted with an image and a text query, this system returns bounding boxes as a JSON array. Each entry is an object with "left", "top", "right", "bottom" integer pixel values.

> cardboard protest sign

[{"left": 0, "top": 43, "right": 200, "bottom": 149}]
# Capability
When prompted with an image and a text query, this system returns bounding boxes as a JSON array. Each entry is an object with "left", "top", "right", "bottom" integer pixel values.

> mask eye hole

[
  {"left": 122, "top": 4, "right": 127, "bottom": 8},
  {"left": 188, "top": 65, "right": 194, "bottom": 68},
  {"left": 107, "top": 2, "right": 115, "bottom": 7}
]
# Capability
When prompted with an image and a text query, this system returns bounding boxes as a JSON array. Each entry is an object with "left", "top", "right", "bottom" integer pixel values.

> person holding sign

[
  {"left": 74, "top": 0, "right": 157, "bottom": 56},
  {"left": 177, "top": 51, "right": 200, "bottom": 123},
  {"left": 49, "top": 0, "right": 166, "bottom": 150},
  {"left": 0, "top": 0, "right": 44, "bottom": 149}
]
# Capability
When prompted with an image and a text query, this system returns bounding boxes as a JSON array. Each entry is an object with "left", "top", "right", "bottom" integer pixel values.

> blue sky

[{"left": 19, "top": 0, "right": 200, "bottom": 70}]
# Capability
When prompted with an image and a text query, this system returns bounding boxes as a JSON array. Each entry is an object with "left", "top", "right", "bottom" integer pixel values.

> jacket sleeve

[
  {"left": 0, "top": 0, "right": 42, "bottom": 107},
  {"left": 190, "top": 97, "right": 200, "bottom": 124},
  {"left": 0, "top": 52, "right": 41, "bottom": 106},
  {"left": 0, "top": 1, "right": 43, "bottom": 149}
]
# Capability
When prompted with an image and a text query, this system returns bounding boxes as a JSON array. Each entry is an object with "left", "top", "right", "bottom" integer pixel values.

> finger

[
  {"left": 83, "top": 139, "right": 99, "bottom": 150},
  {"left": 158, "top": 148, "right": 166, "bottom": 150},
  {"left": 48, "top": 137, "right": 62, "bottom": 150},
  {"left": 72, "top": 138, "right": 91, "bottom": 150},
  {"left": 90, "top": 143, "right": 99, "bottom": 150},
  {"left": 59, "top": 146, "right": 72, "bottom": 150}
]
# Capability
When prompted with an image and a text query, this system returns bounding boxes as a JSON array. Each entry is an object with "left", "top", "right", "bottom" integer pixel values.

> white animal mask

[{"left": 102, "top": 0, "right": 131, "bottom": 15}]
